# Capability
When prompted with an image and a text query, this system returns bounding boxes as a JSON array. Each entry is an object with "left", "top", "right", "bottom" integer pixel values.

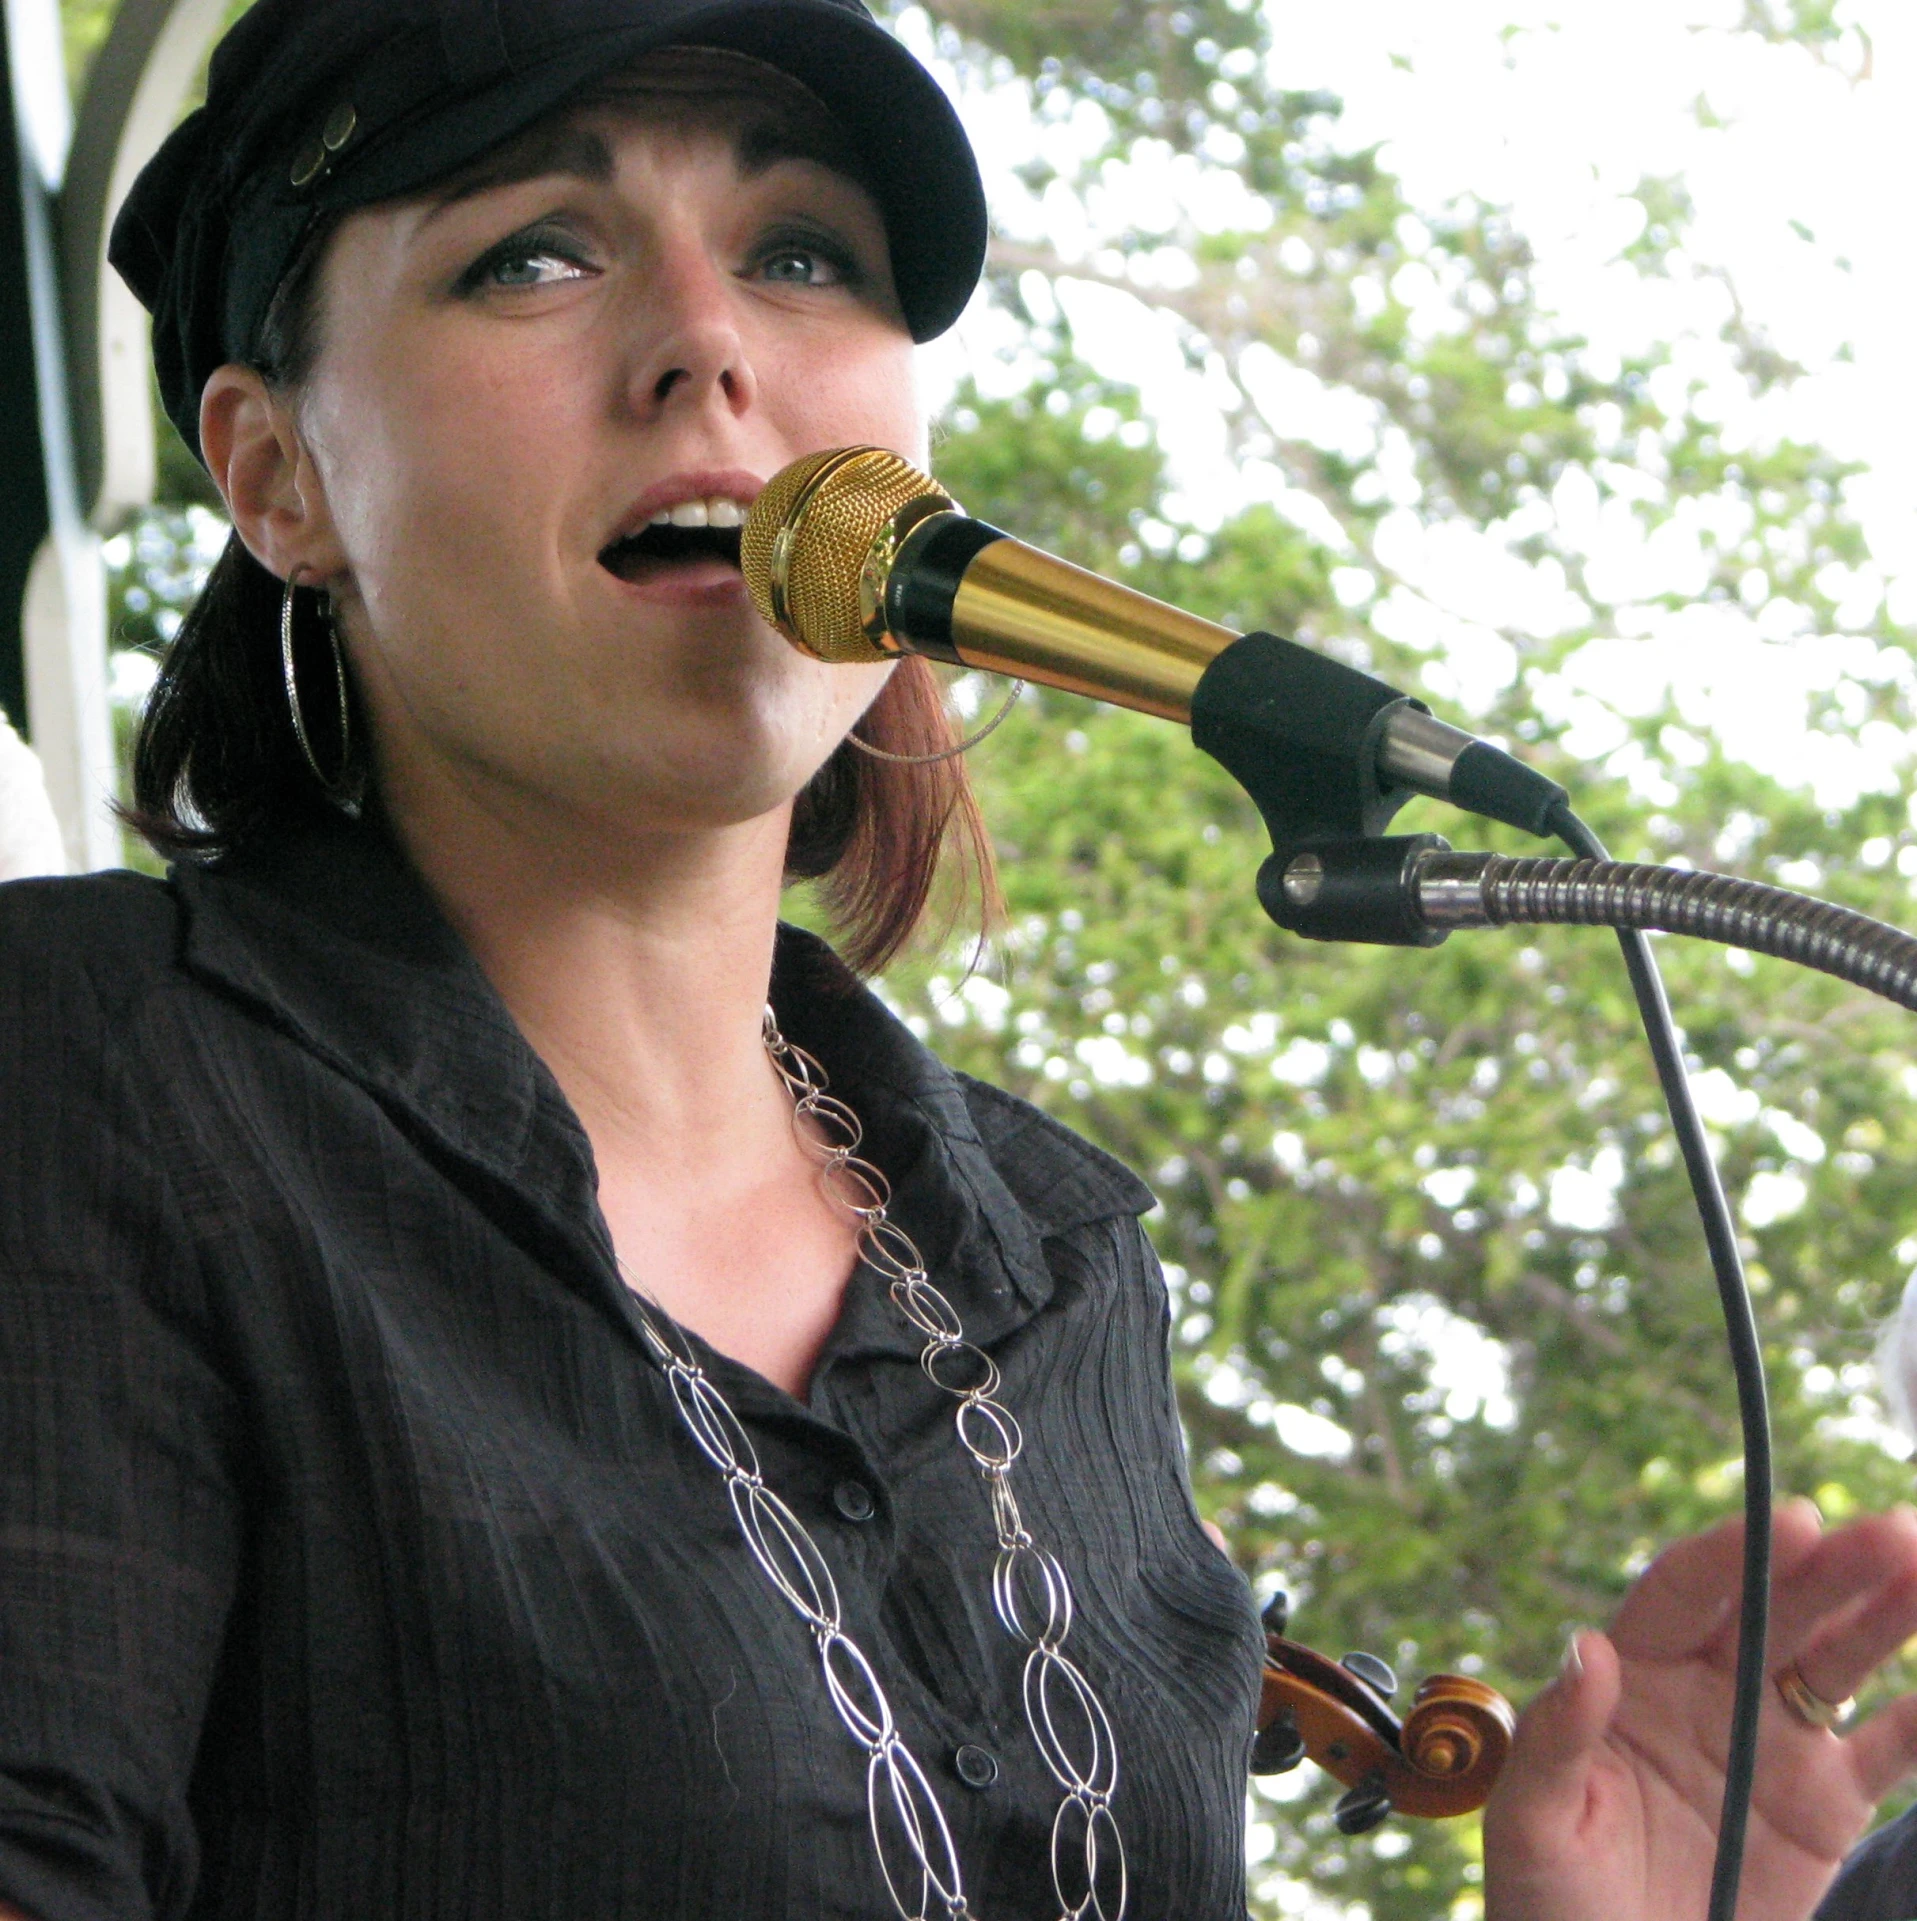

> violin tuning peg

[
  {"left": 1249, "top": 1708, "right": 1307, "bottom": 1775},
  {"left": 1340, "top": 1650, "right": 1398, "bottom": 1698},
  {"left": 1260, "top": 1589, "right": 1291, "bottom": 1637},
  {"left": 1333, "top": 1771, "right": 1393, "bottom": 1836}
]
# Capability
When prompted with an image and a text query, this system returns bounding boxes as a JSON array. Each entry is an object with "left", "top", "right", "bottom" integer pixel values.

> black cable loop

[{"left": 1543, "top": 812, "right": 1771, "bottom": 1921}]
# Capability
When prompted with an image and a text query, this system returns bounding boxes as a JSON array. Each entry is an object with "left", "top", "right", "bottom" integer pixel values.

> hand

[{"left": 1483, "top": 1499, "right": 1917, "bottom": 1921}]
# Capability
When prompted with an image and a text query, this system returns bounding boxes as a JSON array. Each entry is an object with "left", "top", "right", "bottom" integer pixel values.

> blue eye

[
  {"left": 461, "top": 228, "right": 593, "bottom": 293},
  {"left": 489, "top": 250, "right": 581, "bottom": 287},
  {"left": 762, "top": 248, "right": 834, "bottom": 285},
  {"left": 752, "top": 228, "right": 860, "bottom": 291}
]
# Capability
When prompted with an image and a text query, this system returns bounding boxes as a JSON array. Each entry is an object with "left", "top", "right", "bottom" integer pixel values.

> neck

[
  {"left": 376, "top": 756, "right": 866, "bottom": 1398},
  {"left": 379, "top": 759, "right": 799, "bottom": 1169}
]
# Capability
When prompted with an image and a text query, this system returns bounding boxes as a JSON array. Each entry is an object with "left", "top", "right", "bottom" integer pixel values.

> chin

[
  {"left": 555, "top": 719, "right": 836, "bottom": 837},
  {"left": 663, "top": 649, "right": 881, "bottom": 784}
]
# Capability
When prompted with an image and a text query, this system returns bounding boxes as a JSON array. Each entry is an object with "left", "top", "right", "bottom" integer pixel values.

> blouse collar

[{"left": 171, "top": 813, "right": 1152, "bottom": 1359}]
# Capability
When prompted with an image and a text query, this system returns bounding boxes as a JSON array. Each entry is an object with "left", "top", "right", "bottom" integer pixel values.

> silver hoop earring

[
  {"left": 843, "top": 678, "right": 1026, "bottom": 766},
  {"left": 280, "top": 567, "right": 356, "bottom": 804}
]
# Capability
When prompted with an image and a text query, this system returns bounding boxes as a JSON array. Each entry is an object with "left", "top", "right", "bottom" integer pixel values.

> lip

[{"left": 601, "top": 467, "right": 767, "bottom": 549}]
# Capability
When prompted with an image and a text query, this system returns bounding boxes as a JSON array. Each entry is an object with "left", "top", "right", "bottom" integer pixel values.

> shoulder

[
  {"left": 0, "top": 874, "right": 196, "bottom": 1265},
  {"left": 0, "top": 868, "right": 183, "bottom": 1015},
  {"left": 951, "top": 1069, "right": 1156, "bottom": 1235},
  {"left": 0, "top": 865, "right": 179, "bottom": 937},
  {"left": 0, "top": 871, "right": 190, "bottom": 1160}
]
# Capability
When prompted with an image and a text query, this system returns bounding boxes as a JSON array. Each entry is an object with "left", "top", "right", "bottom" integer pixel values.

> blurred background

[{"left": 9, "top": 2, "right": 1917, "bottom": 1914}]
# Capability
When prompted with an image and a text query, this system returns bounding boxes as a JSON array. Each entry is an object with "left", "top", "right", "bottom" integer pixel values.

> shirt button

[
  {"left": 832, "top": 1478, "right": 876, "bottom": 1522},
  {"left": 954, "top": 1744, "right": 999, "bottom": 1790}
]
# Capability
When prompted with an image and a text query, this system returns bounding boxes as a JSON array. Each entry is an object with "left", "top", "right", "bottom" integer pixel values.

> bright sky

[{"left": 907, "top": 0, "right": 1917, "bottom": 815}]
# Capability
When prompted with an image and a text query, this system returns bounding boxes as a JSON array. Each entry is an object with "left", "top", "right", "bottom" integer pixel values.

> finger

[
  {"left": 1490, "top": 1629, "right": 1623, "bottom": 1840},
  {"left": 1612, "top": 1499, "right": 1823, "bottom": 1661},
  {"left": 1769, "top": 1507, "right": 1917, "bottom": 1688},
  {"left": 1790, "top": 1555, "right": 1917, "bottom": 1708},
  {"left": 1841, "top": 1690, "right": 1917, "bottom": 1807}
]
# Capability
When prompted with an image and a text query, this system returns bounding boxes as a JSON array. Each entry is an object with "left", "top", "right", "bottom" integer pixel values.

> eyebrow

[
  {"left": 413, "top": 105, "right": 866, "bottom": 233},
  {"left": 419, "top": 125, "right": 618, "bottom": 225},
  {"left": 737, "top": 117, "right": 861, "bottom": 183}
]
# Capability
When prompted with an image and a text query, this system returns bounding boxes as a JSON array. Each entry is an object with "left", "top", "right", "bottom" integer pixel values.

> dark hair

[{"left": 126, "top": 65, "right": 998, "bottom": 977}]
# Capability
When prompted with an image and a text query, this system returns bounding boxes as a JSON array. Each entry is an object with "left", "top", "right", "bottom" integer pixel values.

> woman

[{"left": 1, "top": 1, "right": 1915, "bottom": 1917}]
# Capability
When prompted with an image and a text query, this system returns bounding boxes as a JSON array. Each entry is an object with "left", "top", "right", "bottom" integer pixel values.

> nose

[{"left": 620, "top": 238, "right": 759, "bottom": 422}]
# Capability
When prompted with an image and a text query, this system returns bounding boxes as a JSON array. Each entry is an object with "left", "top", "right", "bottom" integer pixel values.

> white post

[
  {"left": 22, "top": 531, "right": 113, "bottom": 871},
  {"left": 64, "top": 0, "right": 235, "bottom": 526},
  {"left": 0, "top": 708, "right": 66, "bottom": 879},
  {"left": 7, "top": 0, "right": 118, "bottom": 870}
]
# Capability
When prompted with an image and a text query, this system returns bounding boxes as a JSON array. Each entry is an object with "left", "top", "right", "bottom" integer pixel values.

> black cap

[{"left": 110, "top": 0, "right": 988, "bottom": 462}]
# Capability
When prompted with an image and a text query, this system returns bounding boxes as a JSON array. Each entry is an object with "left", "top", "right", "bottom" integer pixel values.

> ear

[{"left": 200, "top": 366, "right": 348, "bottom": 586}]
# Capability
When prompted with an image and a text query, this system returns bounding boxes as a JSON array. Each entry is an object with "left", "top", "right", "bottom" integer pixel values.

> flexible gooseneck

[{"left": 1413, "top": 849, "right": 1917, "bottom": 1004}]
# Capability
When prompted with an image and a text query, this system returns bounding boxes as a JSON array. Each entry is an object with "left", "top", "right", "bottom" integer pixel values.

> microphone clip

[{"left": 1192, "top": 632, "right": 1451, "bottom": 948}]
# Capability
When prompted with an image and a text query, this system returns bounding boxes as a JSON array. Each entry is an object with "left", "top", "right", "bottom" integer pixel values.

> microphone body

[
  {"left": 878, "top": 513, "right": 1233, "bottom": 724},
  {"left": 740, "top": 446, "right": 1565, "bottom": 846}
]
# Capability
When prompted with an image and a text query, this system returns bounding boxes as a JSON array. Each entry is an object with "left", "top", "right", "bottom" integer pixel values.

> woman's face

[{"left": 271, "top": 76, "right": 920, "bottom": 841}]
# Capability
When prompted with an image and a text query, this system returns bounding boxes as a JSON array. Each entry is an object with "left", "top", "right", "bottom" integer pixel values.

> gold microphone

[
  {"left": 740, "top": 445, "right": 1236, "bottom": 724},
  {"left": 740, "top": 445, "right": 1567, "bottom": 845}
]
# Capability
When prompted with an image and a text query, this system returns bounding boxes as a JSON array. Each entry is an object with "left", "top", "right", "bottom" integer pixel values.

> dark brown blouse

[{"left": 0, "top": 819, "right": 1263, "bottom": 1920}]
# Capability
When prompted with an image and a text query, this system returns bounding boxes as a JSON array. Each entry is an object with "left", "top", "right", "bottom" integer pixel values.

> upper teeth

[{"left": 649, "top": 497, "right": 746, "bottom": 530}]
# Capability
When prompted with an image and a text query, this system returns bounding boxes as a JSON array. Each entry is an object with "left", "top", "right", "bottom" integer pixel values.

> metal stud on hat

[{"left": 289, "top": 99, "right": 359, "bottom": 189}]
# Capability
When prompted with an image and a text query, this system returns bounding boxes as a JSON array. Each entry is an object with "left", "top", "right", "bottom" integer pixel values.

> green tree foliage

[
  {"left": 876, "top": 5, "right": 1917, "bottom": 1915},
  {"left": 888, "top": 391, "right": 1917, "bottom": 1915},
  {"left": 68, "top": 0, "right": 1917, "bottom": 1911}
]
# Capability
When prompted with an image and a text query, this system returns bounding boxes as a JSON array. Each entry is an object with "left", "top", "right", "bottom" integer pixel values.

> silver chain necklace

[{"left": 621, "top": 1011, "right": 1127, "bottom": 1921}]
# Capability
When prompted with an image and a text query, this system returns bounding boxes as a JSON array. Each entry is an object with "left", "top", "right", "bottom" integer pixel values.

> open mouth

[{"left": 599, "top": 523, "right": 744, "bottom": 584}]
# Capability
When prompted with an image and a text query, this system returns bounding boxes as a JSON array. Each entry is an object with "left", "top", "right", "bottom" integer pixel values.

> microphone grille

[{"left": 742, "top": 446, "right": 952, "bottom": 663}]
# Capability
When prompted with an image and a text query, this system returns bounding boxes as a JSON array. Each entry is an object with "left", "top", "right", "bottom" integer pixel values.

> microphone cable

[{"left": 1550, "top": 803, "right": 1770, "bottom": 1921}]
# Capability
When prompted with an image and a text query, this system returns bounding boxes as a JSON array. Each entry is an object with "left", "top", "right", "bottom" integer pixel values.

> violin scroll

[
  {"left": 1252, "top": 1591, "right": 1516, "bottom": 1825},
  {"left": 1401, "top": 1676, "right": 1512, "bottom": 1793}
]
